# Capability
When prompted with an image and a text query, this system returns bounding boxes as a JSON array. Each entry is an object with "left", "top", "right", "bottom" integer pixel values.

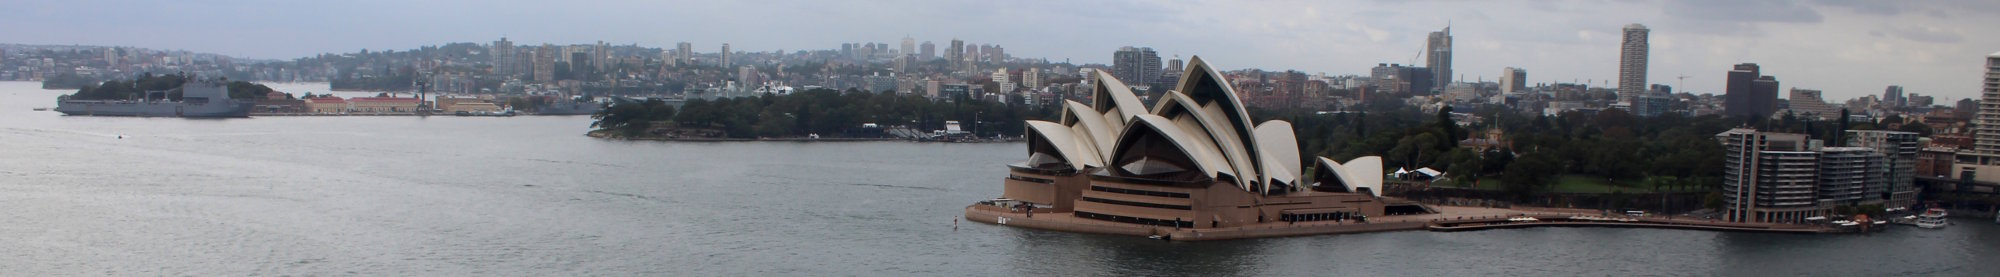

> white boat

[{"left": 1916, "top": 208, "right": 1948, "bottom": 229}]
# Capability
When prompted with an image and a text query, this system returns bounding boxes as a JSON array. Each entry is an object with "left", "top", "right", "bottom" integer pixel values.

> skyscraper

[
  {"left": 1883, "top": 85, "right": 1906, "bottom": 108},
  {"left": 1619, "top": 24, "right": 1650, "bottom": 103},
  {"left": 1724, "top": 63, "right": 1778, "bottom": 118},
  {"left": 1974, "top": 51, "right": 2000, "bottom": 161},
  {"left": 594, "top": 41, "right": 609, "bottom": 71},
  {"left": 1501, "top": 67, "right": 1527, "bottom": 94},
  {"left": 676, "top": 42, "right": 693, "bottom": 64},
  {"left": 920, "top": 41, "right": 936, "bottom": 60},
  {"left": 532, "top": 44, "right": 557, "bottom": 83},
  {"left": 1112, "top": 47, "right": 1161, "bottom": 88},
  {"left": 901, "top": 36, "right": 916, "bottom": 57},
  {"left": 987, "top": 45, "right": 1004, "bottom": 63},
  {"left": 720, "top": 43, "right": 732, "bottom": 68},
  {"left": 947, "top": 39, "right": 964, "bottom": 65},
  {"left": 1425, "top": 26, "right": 1452, "bottom": 93},
  {"left": 490, "top": 37, "right": 514, "bottom": 76}
]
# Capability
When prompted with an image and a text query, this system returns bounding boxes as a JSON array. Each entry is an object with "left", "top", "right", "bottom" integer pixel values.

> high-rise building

[
  {"left": 1426, "top": 26, "right": 1452, "bottom": 93},
  {"left": 676, "top": 42, "right": 693, "bottom": 64},
  {"left": 1724, "top": 63, "right": 1779, "bottom": 118},
  {"left": 532, "top": 44, "right": 557, "bottom": 83},
  {"left": 901, "top": 37, "right": 916, "bottom": 57},
  {"left": 920, "top": 41, "right": 936, "bottom": 60},
  {"left": 1023, "top": 68, "right": 1041, "bottom": 89},
  {"left": 490, "top": 37, "right": 514, "bottom": 76},
  {"left": 1716, "top": 129, "right": 1819, "bottom": 223},
  {"left": 1788, "top": 88, "right": 1839, "bottom": 120},
  {"left": 892, "top": 55, "right": 908, "bottom": 74},
  {"left": 1848, "top": 130, "right": 1920, "bottom": 207},
  {"left": 1619, "top": 24, "right": 1650, "bottom": 103},
  {"left": 1501, "top": 67, "right": 1527, "bottom": 94},
  {"left": 571, "top": 52, "right": 593, "bottom": 80},
  {"left": 1973, "top": 52, "right": 2000, "bottom": 163},
  {"left": 594, "top": 41, "right": 609, "bottom": 71},
  {"left": 993, "top": 68, "right": 1014, "bottom": 93},
  {"left": 987, "top": 45, "right": 1004, "bottom": 63},
  {"left": 967, "top": 44, "right": 982, "bottom": 64},
  {"left": 947, "top": 39, "right": 965, "bottom": 66},
  {"left": 1112, "top": 46, "right": 1161, "bottom": 89},
  {"left": 1883, "top": 85, "right": 1905, "bottom": 108},
  {"left": 720, "top": 43, "right": 732, "bottom": 68},
  {"left": 1816, "top": 147, "right": 1883, "bottom": 206}
]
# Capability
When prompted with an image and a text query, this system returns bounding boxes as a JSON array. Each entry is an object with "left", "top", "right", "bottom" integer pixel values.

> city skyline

[{"left": 4, "top": 0, "right": 1998, "bottom": 101}]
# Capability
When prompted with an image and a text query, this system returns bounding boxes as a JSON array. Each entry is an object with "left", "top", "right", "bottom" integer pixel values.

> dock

[{"left": 965, "top": 205, "right": 1840, "bottom": 241}]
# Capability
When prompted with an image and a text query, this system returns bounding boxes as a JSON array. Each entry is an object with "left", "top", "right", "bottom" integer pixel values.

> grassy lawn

[{"left": 1435, "top": 175, "right": 1706, "bottom": 194}]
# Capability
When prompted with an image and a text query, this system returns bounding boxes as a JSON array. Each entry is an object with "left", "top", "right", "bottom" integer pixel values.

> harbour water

[{"left": 3, "top": 81, "right": 1997, "bottom": 275}]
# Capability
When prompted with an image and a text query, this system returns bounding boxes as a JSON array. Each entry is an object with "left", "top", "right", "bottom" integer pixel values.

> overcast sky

[{"left": 6, "top": 0, "right": 1997, "bottom": 101}]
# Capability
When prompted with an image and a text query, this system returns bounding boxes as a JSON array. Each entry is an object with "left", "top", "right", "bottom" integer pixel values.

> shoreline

[{"left": 965, "top": 204, "right": 1840, "bottom": 241}]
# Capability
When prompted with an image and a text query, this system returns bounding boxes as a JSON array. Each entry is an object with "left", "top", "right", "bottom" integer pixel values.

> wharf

[{"left": 965, "top": 205, "right": 1837, "bottom": 241}]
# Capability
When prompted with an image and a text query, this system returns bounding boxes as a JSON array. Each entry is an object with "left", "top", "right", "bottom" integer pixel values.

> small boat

[
  {"left": 1917, "top": 208, "right": 1948, "bottom": 229},
  {"left": 31, "top": 107, "right": 49, "bottom": 111}
]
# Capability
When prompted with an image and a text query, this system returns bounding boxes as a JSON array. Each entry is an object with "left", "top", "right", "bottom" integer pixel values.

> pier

[{"left": 966, "top": 204, "right": 1839, "bottom": 241}]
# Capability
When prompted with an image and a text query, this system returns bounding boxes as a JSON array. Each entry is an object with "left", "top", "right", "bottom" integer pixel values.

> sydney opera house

[{"left": 965, "top": 57, "right": 1434, "bottom": 240}]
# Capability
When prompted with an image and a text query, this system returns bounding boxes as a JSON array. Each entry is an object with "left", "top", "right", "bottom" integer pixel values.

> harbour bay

[{"left": 2, "top": 82, "right": 1997, "bottom": 276}]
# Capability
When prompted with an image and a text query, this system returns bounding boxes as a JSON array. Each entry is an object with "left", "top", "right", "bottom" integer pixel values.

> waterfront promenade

[{"left": 965, "top": 204, "right": 1835, "bottom": 241}]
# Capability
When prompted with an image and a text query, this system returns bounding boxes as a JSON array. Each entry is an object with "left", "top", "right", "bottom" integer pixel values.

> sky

[{"left": 5, "top": 0, "right": 1997, "bottom": 102}]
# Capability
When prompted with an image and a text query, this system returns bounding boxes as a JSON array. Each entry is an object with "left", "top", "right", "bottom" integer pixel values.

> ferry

[{"left": 1916, "top": 208, "right": 1948, "bottom": 229}]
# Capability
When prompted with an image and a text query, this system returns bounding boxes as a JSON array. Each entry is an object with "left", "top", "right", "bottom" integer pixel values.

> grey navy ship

[
  {"left": 536, "top": 95, "right": 604, "bottom": 115},
  {"left": 55, "top": 78, "right": 253, "bottom": 117}
]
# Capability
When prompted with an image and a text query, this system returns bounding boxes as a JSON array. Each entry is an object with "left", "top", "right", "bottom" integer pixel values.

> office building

[
  {"left": 1112, "top": 47, "right": 1161, "bottom": 90},
  {"left": 1725, "top": 63, "right": 1779, "bottom": 118},
  {"left": 1501, "top": 67, "right": 1526, "bottom": 94},
  {"left": 947, "top": 39, "right": 965, "bottom": 65},
  {"left": 920, "top": 41, "right": 936, "bottom": 60},
  {"left": 901, "top": 36, "right": 916, "bottom": 57},
  {"left": 1426, "top": 26, "right": 1453, "bottom": 92},
  {"left": 1619, "top": 24, "right": 1650, "bottom": 103},
  {"left": 1788, "top": 88, "right": 1839, "bottom": 120},
  {"left": 1883, "top": 85, "right": 1905, "bottom": 108}
]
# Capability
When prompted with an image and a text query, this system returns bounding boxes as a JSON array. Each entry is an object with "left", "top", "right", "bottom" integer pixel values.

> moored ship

[
  {"left": 55, "top": 78, "right": 253, "bottom": 118},
  {"left": 536, "top": 96, "right": 604, "bottom": 115}
]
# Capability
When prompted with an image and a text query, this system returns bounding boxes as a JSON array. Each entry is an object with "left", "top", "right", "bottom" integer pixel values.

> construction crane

[{"left": 1675, "top": 74, "right": 1692, "bottom": 93}]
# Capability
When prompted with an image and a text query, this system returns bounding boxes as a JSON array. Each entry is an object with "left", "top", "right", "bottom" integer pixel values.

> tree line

[
  {"left": 65, "top": 72, "right": 277, "bottom": 101},
  {"left": 1261, "top": 97, "right": 1929, "bottom": 200},
  {"left": 593, "top": 88, "right": 1051, "bottom": 139}
]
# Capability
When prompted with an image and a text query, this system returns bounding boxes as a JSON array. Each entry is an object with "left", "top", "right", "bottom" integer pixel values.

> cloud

[
  {"left": 1811, "top": 0, "right": 1906, "bottom": 15},
  {"left": 1880, "top": 25, "right": 1964, "bottom": 43},
  {"left": 1665, "top": 0, "right": 1824, "bottom": 23}
]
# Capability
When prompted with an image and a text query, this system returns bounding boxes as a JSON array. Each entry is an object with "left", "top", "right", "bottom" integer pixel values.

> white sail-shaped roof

[
  {"left": 1255, "top": 121, "right": 1302, "bottom": 191},
  {"left": 1109, "top": 114, "right": 1233, "bottom": 181},
  {"left": 1058, "top": 100, "right": 1118, "bottom": 162},
  {"left": 1090, "top": 70, "right": 1148, "bottom": 126},
  {"left": 1168, "top": 56, "right": 1267, "bottom": 191},
  {"left": 1314, "top": 156, "right": 1384, "bottom": 197},
  {"left": 1024, "top": 120, "right": 1100, "bottom": 170}
]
